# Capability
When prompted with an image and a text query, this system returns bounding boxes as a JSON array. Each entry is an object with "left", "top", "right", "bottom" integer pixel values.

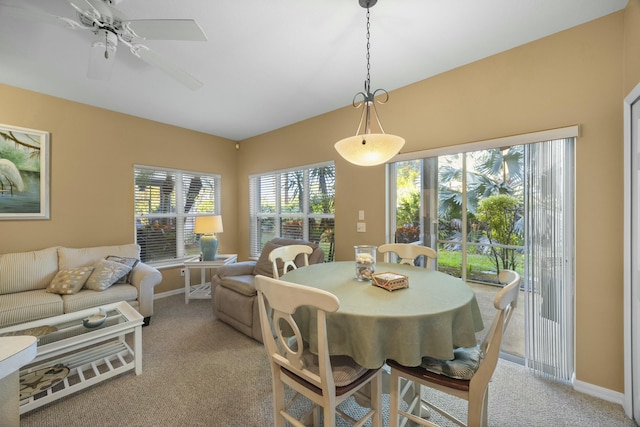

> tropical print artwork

[{"left": 0, "top": 124, "right": 49, "bottom": 219}]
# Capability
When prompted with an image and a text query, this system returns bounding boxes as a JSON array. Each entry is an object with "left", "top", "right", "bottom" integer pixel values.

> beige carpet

[{"left": 19, "top": 294, "right": 637, "bottom": 427}]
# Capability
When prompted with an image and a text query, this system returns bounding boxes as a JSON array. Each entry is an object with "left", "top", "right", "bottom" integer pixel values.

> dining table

[{"left": 280, "top": 261, "right": 485, "bottom": 370}]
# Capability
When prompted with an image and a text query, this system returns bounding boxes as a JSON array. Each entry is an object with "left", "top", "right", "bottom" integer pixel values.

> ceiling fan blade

[
  {"left": 124, "top": 19, "right": 207, "bottom": 41},
  {"left": 87, "top": 29, "right": 117, "bottom": 81},
  {"left": 131, "top": 44, "right": 202, "bottom": 90},
  {"left": 2, "top": 4, "right": 84, "bottom": 29}
]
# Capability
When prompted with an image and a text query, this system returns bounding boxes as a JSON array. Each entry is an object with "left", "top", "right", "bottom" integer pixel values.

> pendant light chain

[{"left": 365, "top": 5, "right": 371, "bottom": 95}]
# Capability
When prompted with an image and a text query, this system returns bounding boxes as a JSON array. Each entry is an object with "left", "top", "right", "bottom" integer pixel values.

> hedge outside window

[
  {"left": 134, "top": 165, "right": 221, "bottom": 264},
  {"left": 249, "top": 162, "right": 335, "bottom": 262}
]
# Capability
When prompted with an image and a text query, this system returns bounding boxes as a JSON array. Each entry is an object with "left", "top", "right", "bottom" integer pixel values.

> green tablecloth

[{"left": 281, "top": 261, "right": 485, "bottom": 369}]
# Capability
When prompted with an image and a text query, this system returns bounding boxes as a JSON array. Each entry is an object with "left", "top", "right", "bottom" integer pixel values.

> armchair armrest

[
  {"left": 129, "top": 262, "right": 162, "bottom": 318},
  {"left": 217, "top": 261, "right": 257, "bottom": 278}
]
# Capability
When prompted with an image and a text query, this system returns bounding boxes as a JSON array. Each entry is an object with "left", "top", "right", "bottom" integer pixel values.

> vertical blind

[{"left": 524, "top": 138, "right": 575, "bottom": 380}]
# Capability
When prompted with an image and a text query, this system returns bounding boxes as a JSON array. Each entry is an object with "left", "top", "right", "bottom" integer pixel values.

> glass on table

[{"left": 354, "top": 245, "right": 377, "bottom": 281}]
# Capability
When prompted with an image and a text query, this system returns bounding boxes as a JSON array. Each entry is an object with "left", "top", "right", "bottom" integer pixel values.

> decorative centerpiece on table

[
  {"left": 372, "top": 272, "right": 409, "bottom": 291},
  {"left": 354, "top": 245, "right": 377, "bottom": 281}
]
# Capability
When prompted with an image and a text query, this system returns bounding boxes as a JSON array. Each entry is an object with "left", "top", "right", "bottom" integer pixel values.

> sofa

[
  {"left": 211, "top": 238, "right": 325, "bottom": 342},
  {"left": 0, "top": 243, "right": 162, "bottom": 329}
]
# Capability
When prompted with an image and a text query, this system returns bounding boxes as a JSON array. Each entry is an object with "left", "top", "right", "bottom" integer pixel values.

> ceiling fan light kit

[
  {"left": 4, "top": 0, "right": 207, "bottom": 90},
  {"left": 334, "top": 0, "right": 405, "bottom": 167}
]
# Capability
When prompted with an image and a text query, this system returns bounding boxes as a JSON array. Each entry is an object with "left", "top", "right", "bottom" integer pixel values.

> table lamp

[{"left": 194, "top": 215, "right": 223, "bottom": 261}]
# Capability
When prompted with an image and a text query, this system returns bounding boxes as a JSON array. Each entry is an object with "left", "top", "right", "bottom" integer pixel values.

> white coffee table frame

[{"left": 0, "top": 301, "right": 143, "bottom": 414}]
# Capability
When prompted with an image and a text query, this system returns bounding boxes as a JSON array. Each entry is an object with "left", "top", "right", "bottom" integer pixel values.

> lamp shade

[
  {"left": 335, "top": 133, "right": 405, "bottom": 167},
  {"left": 194, "top": 215, "right": 223, "bottom": 235},
  {"left": 194, "top": 215, "right": 223, "bottom": 261}
]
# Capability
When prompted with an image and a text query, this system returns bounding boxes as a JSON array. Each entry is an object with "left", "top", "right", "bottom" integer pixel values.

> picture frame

[{"left": 0, "top": 124, "right": 50, "bottom": 220}]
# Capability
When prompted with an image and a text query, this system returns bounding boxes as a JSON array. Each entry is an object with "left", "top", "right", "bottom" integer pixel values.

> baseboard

[{"left": 572, "top": 373, "right": 625, "bottom": 406}]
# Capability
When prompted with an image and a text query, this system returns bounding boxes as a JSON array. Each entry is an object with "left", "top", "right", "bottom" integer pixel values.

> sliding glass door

[
  {"left": 390, "top": 135, "right": 575, "bottom": 380},
  {"left": 392, "top": 147, "right": 525, "bottom": 284}
]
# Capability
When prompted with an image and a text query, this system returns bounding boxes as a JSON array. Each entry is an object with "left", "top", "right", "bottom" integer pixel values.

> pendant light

[{"left": 335, "top": 0, "right": 405, "bottom": 167}]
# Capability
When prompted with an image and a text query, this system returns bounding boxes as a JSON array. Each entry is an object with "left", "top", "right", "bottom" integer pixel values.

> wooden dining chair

[
  {"left": 268, "top": 244, "right": 314, "bottom": 279},
  {"left": 387, "top": 270, "right": 521, "bottom": 427},
  {"left": 378, "top": 243, "right": 437, "bottom": 270},
  {"left": 255, "top": 274, "right": 383, "bottom": 427}
]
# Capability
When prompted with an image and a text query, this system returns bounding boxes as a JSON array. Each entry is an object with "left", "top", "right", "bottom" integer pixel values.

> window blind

[
  {"left": 134, "top": 165, "right": 221, "bottom": 264},
  {"left": 524, "top": 138, "right": 575, "bottom": 380},
  {"left": 249, "top": 162, "right": 335, "bottom": 261}
]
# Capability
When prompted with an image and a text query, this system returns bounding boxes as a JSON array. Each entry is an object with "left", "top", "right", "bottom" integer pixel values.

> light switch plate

[
  {"left": 357, "top": 222, "right": 366, "bottom": 232},
  {"left": 358, "top": 210, "right": 365, "bottom": 221}
]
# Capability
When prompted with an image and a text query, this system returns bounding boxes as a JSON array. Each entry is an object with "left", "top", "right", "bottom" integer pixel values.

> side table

[
  {"left": 0, "top": 336, "right": 37, "bottom": 427},
  {"left": 184, "top": 254, "right": 237, "bottom": 304}
]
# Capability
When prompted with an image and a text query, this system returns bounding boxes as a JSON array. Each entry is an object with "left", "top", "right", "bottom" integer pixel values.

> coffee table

[{"left": 0, "top": 301, "right": 143, "bottom": 414}]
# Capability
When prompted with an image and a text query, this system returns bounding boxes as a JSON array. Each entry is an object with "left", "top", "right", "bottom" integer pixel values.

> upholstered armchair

[{"left": 211, "top": 237, "right": 325, "bottom": 342}]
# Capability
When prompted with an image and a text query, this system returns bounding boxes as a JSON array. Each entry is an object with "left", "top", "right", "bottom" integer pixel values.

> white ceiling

[{"left": 0, "top": 0, "right": 628, "bottom": 141}]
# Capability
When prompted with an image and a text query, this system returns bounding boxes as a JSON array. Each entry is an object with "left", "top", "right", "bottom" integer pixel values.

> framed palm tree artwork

[{"left": 0, "top": 124, "right": 50, "bottom": 220}]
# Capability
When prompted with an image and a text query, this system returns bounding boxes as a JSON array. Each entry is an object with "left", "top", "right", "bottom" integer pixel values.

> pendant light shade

[
  {"left": 335, "top": 133, "right": 405, "bottom": 167},
  {"left": 335, "top": 0, "right": 405, "bottom": 167}
]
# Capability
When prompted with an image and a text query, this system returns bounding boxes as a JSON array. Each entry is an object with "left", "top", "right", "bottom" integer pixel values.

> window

[
  {"left": 249, "top": 162, "right": 335, "bottom": 261},
  {"left": 134, "top": 165, "right": 221, "bottom": 265}
]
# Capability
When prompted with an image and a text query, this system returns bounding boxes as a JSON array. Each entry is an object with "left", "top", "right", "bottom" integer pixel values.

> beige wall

[
  {"left": 0, "top": 86, "right": 239, "bottom": 294},
  {"left": 1, "top": 3, "right": 638, "bottom": 396},
  {"left": 624, "top": 0, "right": 640, "bottom": 94},
  {"left": 238, "top": 9, "right": 636, "bottom": 394}
]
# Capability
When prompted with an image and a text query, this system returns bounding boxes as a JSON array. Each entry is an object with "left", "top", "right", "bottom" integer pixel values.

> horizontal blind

[
  {"left": 249, "top": 162, "right": 335, "bottom": 260},
  {"left": 308, "top": 166, "right": 335, "bottom": 256},
  {"left": 134, "top": 165, "right": 220, "bottom": 264},
  {"left": 250, "top": 173, "right": 277, "bottom": 257}
]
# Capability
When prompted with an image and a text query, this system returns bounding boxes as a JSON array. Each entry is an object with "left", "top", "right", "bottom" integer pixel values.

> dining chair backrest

[
  {"left": 255, "top": 274, "right": 382, "bottom": 427},
  {"left": 495, "top": 269, "right": 520, "bottom": 331},
  {"left": 268, "top": 244, "right": 313, "bottom": 279},
  {"left": 476, "top": 270, "right": 521, "bottom": 384},
  {"left": 388, "top": 269, "right": 521, "bottom": 427},
  {"left": 378, "top": 243, "right": 437, "bottom": 270}
]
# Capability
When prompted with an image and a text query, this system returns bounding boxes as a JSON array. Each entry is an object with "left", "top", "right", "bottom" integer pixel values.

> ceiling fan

[{"left": 4, "top": 0, "right": 207, "bottom": 90}]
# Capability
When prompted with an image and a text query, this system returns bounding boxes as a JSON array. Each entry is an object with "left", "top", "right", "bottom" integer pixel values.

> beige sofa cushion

[
  {"left": 62, "top": 284, "right": 138, "bottom": 313},
  {"left": 0, "top": 289, "right": 63, "bottom": 328},
  {"left": 58, "top": 244, "right": 140, "bottom": 269},
  {"left": 0, "top": 246, "right": 59, "bottom": 295}
]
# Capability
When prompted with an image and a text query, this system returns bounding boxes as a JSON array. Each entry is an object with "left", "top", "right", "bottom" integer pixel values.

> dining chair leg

[
  {"left": 324, "top": 405, "right": 336, "bottom": 427},
  {"left": 272, "top": 376, "right": 286, "bottom": 427},
  {"left": 390, "top": 368, "right": 400, "bottom": 427},
  {"left": 390, "top": 371, "right": 443, "bottom": 427},
  {"left": 371, "top": 371, "right": 383, "bottom": 427},
  {"left": 467, "top": 386, "right": 487, "bottom": 427},
  {"left": 313, "top": 405, "right": 320, "bottom": 427}
]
